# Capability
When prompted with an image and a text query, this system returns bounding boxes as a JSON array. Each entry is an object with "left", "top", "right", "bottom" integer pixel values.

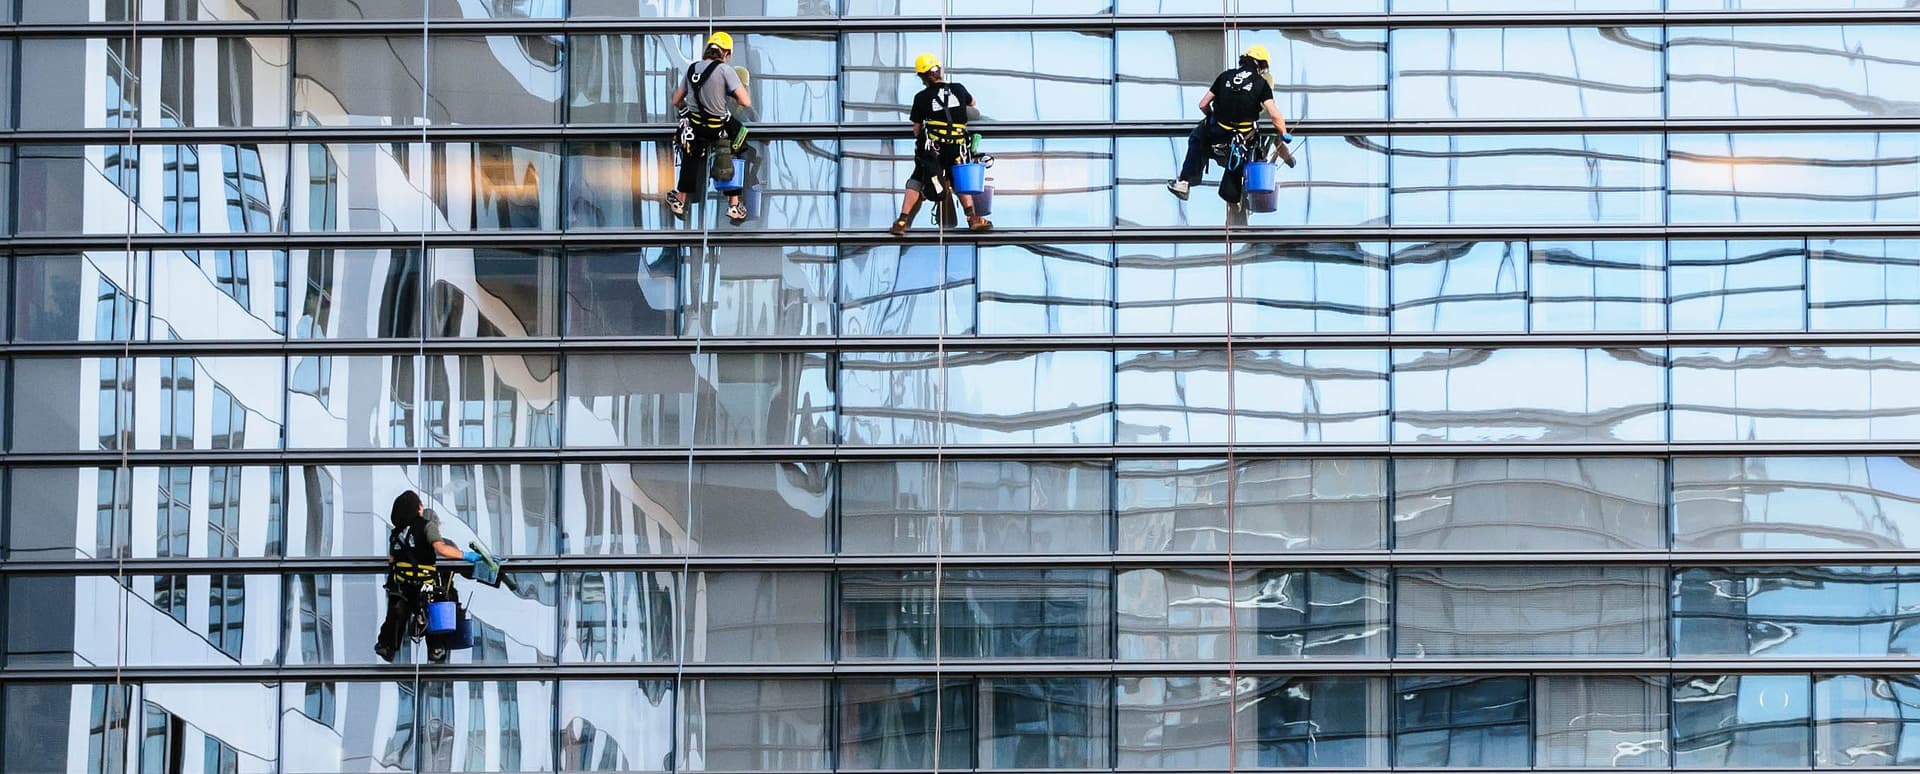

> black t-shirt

[
  {"left": 389, "top": 514, "right": 443, "bottom": 567},
  {"left": 1208, "top": 67, "right": 1274, "bottom": 124},
  {"left": 910, "top": 82, "right": 973, "bottom": 126}
]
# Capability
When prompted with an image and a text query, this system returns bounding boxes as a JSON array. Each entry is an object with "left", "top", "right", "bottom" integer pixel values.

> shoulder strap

[
  {"left": 940, "top": 85, "right": 964, "bottom": 127},
  {"left": 686, "top": 60, "right": 725, "bottom": 113}
]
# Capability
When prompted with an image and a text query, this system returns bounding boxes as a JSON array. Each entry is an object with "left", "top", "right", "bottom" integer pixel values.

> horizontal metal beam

[
  {"left": 17, "top": 224, "right": 1920, "bottom": 252},
  {"left": 7, "top": 550, "right": 1920, "bottom": 575},
  {"left": 6, "top": 658, "right": 1920, "bottom": 683},
  {"left": 10, "top": 117, "right": 1920, "bottom": 144},
  {"left": 10, "top": 9, "right": 1920, "bottom": 37},
  {"left": 3, "top": 442, "right": 1919, "bottom": 468}
]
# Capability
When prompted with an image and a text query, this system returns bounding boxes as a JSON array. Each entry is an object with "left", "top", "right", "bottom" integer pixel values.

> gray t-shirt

[{"left": 684, "top": 60, "right": 743, "bottom": 117}]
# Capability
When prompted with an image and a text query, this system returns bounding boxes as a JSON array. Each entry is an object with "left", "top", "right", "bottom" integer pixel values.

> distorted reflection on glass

[
  {"left": 1117, "top": 676, "right": 1233, "bottom": 769},
  {"left": 295, "top": 0, "right": 427, "bottom": 17},
  {"left": 289, "top": 143, "right": 434, "bottom": 232},
  {"left": 1670, "top": 240, "right": 1808, "bottom": 331},
  {"left": 563, "top": 353, "right": 834, "bottom": 446},
  {"left": 840, "top": 461, "right": 1109, "bottom": 554},
  {"left": 23, "top": 0, "right": 285, "bottom": 19},
  {"left": 431, "top": 142, "right": 560, "bottom": 231},
  {"left": 684, "top": 572, "right": 828, "bottom": 662},
  {"left": 1670, "top": 25, "right": 1920, "bottom": 118},
  {"left": 1394, "top": 676, "right": 1531, "bottom": 768},
  {"left": 423, "top": 354, "right": 560, "bottom": 448},
  {"left": 679, "top": 679, "right": 830, "bottom": 771},
  {"left": 561, "top": 571, "right": 677, "bottom": 663},
  {"left": 438, "top": 572, "right": 559, "bottom": 666},
  {"left": 1671, "top": 132, "right": 1920, "bottom": 224},
  {"left": 558, "top": 462, "right": 830, "bottom": 555},
  {"left": 1675, "top": 566, "right": 1920, "bottom": 657},
  {"left": 1136, "top": 29, "right": 1386, "bottom": 122},
  {"left": 1117, "top": 458, "right": 1386, "bottom": 552},
  {"left": 1393, "top": 347, "right": 1667, "bottom": 442},
  {"left": 128, "top": 356, "right": 283, "bottom": 450},
  {"left": 838, "top": 678, "right": 971, "bottom": 770},
  {"left": 279, "top": 681, "right": 414, "bottom": 772},
  {"left": 286, "top": 356, "right": 419, "bottom": 449},
  {"left": 6, "top": 467, "right": 130, "bottom": 561},
  {"left": 1115, "top": 243, "right": 1233, "bottom": 334},
  {"left": 1396, "top": 0, "right": 1656, "bottom": 7},
  {"left": 977, "top": 244, "right": 1114, "bottom": 335},
  {"left": 840, "top": 244, "right": 976, "bottom": 336},
  {"left": 1393, "top": 134, "right": 1663, "bottom": 225},
  {"left": 566, "top": 248, "right": 679, "bottom": 337},
  {"left": 682, "top": 245, "right": 836, "bottom": 337},
  {"left": 1116, "top": 135, "right": 1388, "bottom": 228},
  {"left": 17, "top": 146, "right": 144, "bottom": 235},
  {"left": 425, "top": 35, "right": 562, "bottom": 125},
  {"left": 1535, "top": 676, "right": 1670, "bottom": 768},
  {"left": 290, "top": 248, "right": 422, "bottom": 339},
  {"left": 1391, "top": 241, "right": 1527, "bottom": 332},
  {"left": 1530, "top": 240, "right": 1666, "bottom": 332},
  {"left": 11, "top": 357, "right": 133, "bottom": 451},
  {"left": 1237, "top": 349, "right": 1391, "bottom": 442},
  {"left": 416, "top": 680, "right": 555, "bottom": 772},
  {"left": 839, "top": 351, "right": 940, "bottom": 444},
  {"left": 1397, "top": 566, "right": 1666, "bottom": 657},
  {"left": 18, "top": 38, "right": 138, "bottom": 129},
  {"left": 945, "top": 350, "right": 1114, "bottom": 444},
  {"left": 7, "top": 683, "right": 280, "bottom": 773},
  {"left": 1244, "top": 676, "right": 1390, "bottom": 768},
  {"left": 429, "top": 249, "right": 558, "bottom": 338},
  {"left": 117, "top": 573, "right": 279, "bottom": 666},
  {"left": 280, "top": 573, "right": 398, "bottom": 664},
  {"left": 1240, "top": 568, "right": 1389, "bottom": 659},
  {"left": 565, "top": 141, "right": 678, "bottom": 229},
  {"left": 1674, "top": 674, "right": 1813, "bottom": 768},
  {"left": 151, "top": 249, "right": 289, "bottom": 339},
  {"left": 574, "top": 0, "right": 838, "bottom": 15},
  {"left": 839, "top": 569, "right": 1109, "bottom": 660},
  {"left": 1394, "top": 458, "right": 1665, "bottom": 551},
  {"left": 1670, "top": 347, "right": 1920, "bottom": 442},
  {"left": 1674, "top": 456, "right": 1920, "bottom": 550},
  {"left": 291, "top": 36, "right": 427, "bottom": 126},
  {"left": 1392, "top": 27, "right": 1662, "bottom": 119},
  {"left": 1117, "top": 349, "right": 1229, "bottom": 443},
  {"left": 1116, "top": 569, "right": 1233, "bottom": 660},
  {"left": 14, "top": 253, "right": 143, "bottom": 342},
  {"left": 1811, "top": 239, "right": 1920, "bottom": 330},
  {"left": 1233, "top": 242, "right": 1388, "bottom": 333},
  {"left": 557, "top": 680, "right": 676, "bottom": 773},
  {"left": 1815, "top": 675, "right": 1920, "bottom": 767},
  {"left": 5, "top": 576, "right": 137, "bottom": 667}
]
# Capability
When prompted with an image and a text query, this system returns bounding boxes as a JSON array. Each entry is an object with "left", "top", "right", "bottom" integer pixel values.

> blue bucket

[
  {"left": 448, "top": 615, "right": 474, "bottom": 650},
  {"left": 973, "top": 185, "right": 992, "bottom": 217},
  {"left": 744, "top": 186, "right": 763, "bottom": 220},
  {"left": 1248, "top": 189, "right": 1278, "bottom": 213},
  {"left": 713, "top": 158, "right": 746, "bottom": 192},
  {"left": 1244, "top": 161, "right": 1278, "bottom": 194},
  {"left": 426, "top": 600, "right": 458, "bottom": 634},
  {"left": 951, "top": 163, "right": 986, "bottom": 195}
]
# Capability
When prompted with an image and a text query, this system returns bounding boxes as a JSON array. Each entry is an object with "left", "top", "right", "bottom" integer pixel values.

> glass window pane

[
  {"left": 285, "top": 465, "right": 554, "bottom": 558},
  {"left": 1675, "top": 674, "right": 1813, "bottom": 769},
  {"left": 6, "top": 467, "right": 128, "bottom": 561},
  {"left": 1394, "top": 347, "right": 1668, "bottom": 442},
  {"left": 1243, "top": 676, "right": 1390, "bottom": 768},
  {"left": 1674, "top": 456, "right": 1920, "bottom": 550},
  {"left": 974, "top": 677, "right": 1111, "bottom": 769},
  {"left": 1671, "top": 346, "right": 1920, "bottom": 442},
  {"left": 1671, "top": 25, "right": 1920, "bottom": 118},
  {"left": 1392, "top": 27, "right": 1662, "bottom": 119},
  {"left": 1536, "top": 676, "right": 1669, "bottom": 768},
  {"left": 1812, "top": 239, "right": 1920, "bottom": 330},
  {"left": 12, "top": 357, "right": 131, "bottom": 451},
  {"left": 977, "top": 244, "right": 1114, "bottom": 335},
  {"left": 1670, "top": 239, "right": 1808, "bottom": 331},
  {"left": 1394, "top": 676, "right": 1531, "bottom": 768},
  {"left": 689, "top": 139, "right": 839, "bottom": 232},
  {"left": 1530, "top": 240, "right": 1666, "bottom": 332},
  {"left": 18, "top": 39, "right": 136, "bottom": 129},
  {"left": 1115, "top": 243, "right": 1232, "bottom": 334},
  {"left": 1116, "top": 349, "right": 1231, "bottom": 444},
  {"left": 561, "top": 571, "right": 678, "bottom": 663},
  {"left": 559, "top": 462, "right": 830, "bottom": 555},
  {"left": 17, "top": 146, "right": 140, "bottom": 235},
  {"left": 296, "top": 0, "right": 421, "bottom": 17},
  {"left": 1676, "top": 566, "right": 1920, "bottom": 657},
  {"left": 841, "top": 32, "right": 1109, "bottom": 123},
  {"left": 1240, "top": 568, "right": 1389, "bottom": 659},
  {"left": 429, "top": 0, "right": 562, "bottom": 17},
  {"left": 943, "top": 569, "right": 1111, "bottom": 660},
  {"left": 685, "top": 572, "right": 828, "bottom": 662},
  {"left": 568, "top": 34, "right": 677, "bottom": 125},
  {"left": 1393, "top": 134, "right": 1664, "bottom": 225},
  {"left": 14, "top": 253, "right": 142, "bottom": 342},
  {"left": 432, "top": 142, "right": 560, "bottom": 231},
  {"left": 427, "top": 35, "right": 562, "bottom": 125},
  {"left": 429, "top": 249, "right": 558, "bottom": 338},
  {"left": 9, "top": 683, "right": 281, "bottom": 774},
  {"left": 1117, "top": 569, "right": 1232, "bottom": 660},
  {"left": 563, "top": 141, "right": 677, "bottom": 230},
  {"left": 839, "top": 244, "right": 975, "bottom": 337},
  {"left": 287, "top": 356, "right": 419, "bottom": 449},
  {"left": 280, "top": 681, "right": 413, "bottom": 772},
  {"left": 838, "top": 678, "right": 970, "bottom": 770},
  {"left": 566, "top": 248, "right": 678, "bottom": 337},
  {"left": 417, "top": 680, "right": 554, "bottom": 772},
  {"left": 948, "top": 350, "right": 1113, "bottom": 444},
  {"left": 280, "top": 573, "right": 401, "bottom": 665},
  {"left": 682, "top": 245, "right": 836, "bottom": 337},
  {"left": 423, "top": 354, "right": 559, "bottom": 448},
  {"left": 564, "top": 353, "right": 834, "bottom": 446},
  {"left": 1394, "top": 458, "right": 1665, "bottom": 551},
  {"left": 117, "top": 574, "right": 280, "bottom": 666},
  {"left": 152, "top": 249, "right": 288, "bottom": 339},
  {"left": 292, "top": 37, "right": 425, "bottom": 126},
  {"left": 679, "top": 680, "right": 829, "bottom": 771},
  {"left": 1117, "top": 458, "right": 1387, "bottom": 552},
  {"left": 1116, "top": 134, "right": 1389, "bottom": 228},
  {"left": 840, "top": 461, "right": 1108, "bottom": 554},
  {"left": 1237, "top": 349, "right": 1391, "bottom": 442},
  {"left": 23, "top": 0, "right": 285, "bottom": 19},
  {"left": 1390, "top": 241, "right": 1527, "bottom": 332},
  {"left": 1671, "top": 132, "right": 1920, "bottom": 224},
  {"left": 1398, "top": 0, "right": 1653, "bottom": 7},
  {"left": 1816, "top": 675, "right": 1920, "bottom": 767},
  {"left": 6, "top": 577, "right": 135, "bottom": 667},
  {"left": 290, "top": 143, "right": 434, "bottom": 232},
  {"left": 1117, "top": 676, "right": 1233, "bottom": 769},
  {"left": 558, "top": 680, "right": 676, "bottom": 772},
  {"left": 137, "top": 37, "right": 290, "bottom": 127},
  {"left": 839, "top": 570, "right": 937, "bottom": 660},
  {"left": 1397, "top": 566, "right": 1666, "bottom": 657},
  {"left": 573, "top": 0, "right": 838, "bottom": 15},
  {"left": 842, "top": 138, "right": 1112, "bottom": 230},
  {"left": 1236, "top": 241, "right": 1390, "bottom": 333},
  {"left": 290, "top": 248, "right": 422, "bottom": 339}
]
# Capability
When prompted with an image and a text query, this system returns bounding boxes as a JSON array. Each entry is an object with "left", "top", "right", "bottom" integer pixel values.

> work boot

[
  {"left": 890, "top": 214, "right": 911, "bottom": 237},
  {"left": 1167, "top": 179, "right": 1190, "bottom": 200},
  {"left": 968, "top": 214, "right": 992, "bottom": 232},
  {"left": 666, "top": 190, "right": 687, "bottom": 218},
  {"left": 727, "top": 202, "right": 747, "bottom": 224},
  {"left": 374, "top": 643, "right": 398, "bottom": 663}
]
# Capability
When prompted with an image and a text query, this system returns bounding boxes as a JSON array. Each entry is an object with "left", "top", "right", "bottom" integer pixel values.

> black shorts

[{"left": 909, "top": 140, "right": 964, "bottom": 191}]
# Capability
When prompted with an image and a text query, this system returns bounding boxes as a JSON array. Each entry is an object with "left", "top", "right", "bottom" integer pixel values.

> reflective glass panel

[
  {"left": 1394, "top": 676, "right": 1531, "bottom": 768},
  {"left": 563, "top": 353, "right": 834, "bottom": 446},
  {"left": 572, "top": 0, "right": 839, "bottom": 16},
  {"left": 843, "top": 138, "right": 1112, "bottom": 230},
  {"left": 285, "top": 465, "right": 555, "bottom": 558},
  {"left": 1812, "top": 239, "right": 1920, "bottom": 330},
  {"left": 1235, "top": 242, "right": 1390, "bottom": 333},
  {"left": 977, "top": 244, "right": 1114, "bottom": 335},
  {"left": 1397, "top": 0, "right": 1654, "bottom": 7},
  {"left": 973, "top": 677, "right": 1111, "bottom": 769},
  {"left": 6, "top": 576, "right": 136, "bottom": 667},
  {"left": 152, "top": 249, "right": 289, "bottom": 339},
  {"left": 557, "top": 680, "right": 676, "bottom": 773},
  {"left": 8, "top": 683, "right": 281, "bottom": 774},
  {"left": 838, "top": 679, "right": 970, "bottom": 770},
  {"left": 1236, "top": 349, "right": 1391, "bottom": 442},
  {"left": 1671, "top": 25, "right": 1920, "bottom": 118},
  {"left": 7, "top": 467, "right": 129, "bottom": 561},
  {"left": 1530, "top": 240, "right": 1666, "bottom": 332},
  {"left": 286, "top": 356, "right": 419, "bottom": 450},
  {"left": 428, "top": 249, "right": 558, "bottom": 338},
  {"left": 290, "top": 248, "right": 421, "bottom": 339},
  {"left": 282, "top": 573, "right": 403, "bottom": 665},
  {"left": 689, "top": 139, "right": 839, "bottom": 232},
  {"left": 1394, "top": 458, "right": 1665, "bottom": 551},
  {"left": 17, "top": 146, "right": 141, "bottom": 235},
  {"left": 685, "top": 572, "right": 829, "bottom": 663},
  {"left": 423, "top": 354, "right": 560, "bottom": 448},
  {"left": 1390, "top": 241, "right": 1528, "bottom": 332},
  {"left": 561, "top": 571, "right": 678, "bottom": 663},
  {"left": 17, "top": 39, "right": 136, "bottom": 129},
  {"left": 563, "top": 141, "right": 678, "bottom": 230},
  {"left": 1816, "top": 675, "right": 1920, "bottom": 767},
  {"left": 842, "top": 32, "right": 1110, "bottom": 123},
  {"left": 682, "top": 245, "right": 836, "bottom": 337},
  {"left": 566, "top": 248, "right": 678, "bottom": 337},
  {"left": 1675, "top": 566, "right": 1920, "bottom": 657},
  {"left": 559, "top": 462, "right": 831, "bottom": 555},
  {"left": 1116, "top": 349, "right": 1230, "bottom": 443},
  {"left": 289, "top": 144, "right": 434, "bottom": 232},
  {"left": 426, "top": 35, "right": 563, "bottom": 125},
  {"left": 1116, "top": 569, "right": 1233, "bottom": 660},
  {"left": 1674, "top": 674, "right": 1813, "bottom": 769},
  {"left": 1239, "top": 568, "right": 1389, "bottom": 659},
  {"left": 1115, "top": 243, "right": 1233, "bottom": 334},
  {"left": 1396, "top": 566, "right": 1667, "bottom": 657},
  {"left": 1394, "top": 347, "right": 1668, "bottom": 442},
  {"left": 840, "top": 569, "right": 1111, "bottom": 660},
  {"left": 14, "top": 253, "right": 142, "bottom": 342},
  {"left": 1117, "top": 676, "right": 1233, "bottom": 769},
  {"left": 1117, "top": 458, "right": 1388, "bottom": 552},
  {"left": 1671, "top": 132, "right": 1920, "bottom": 224},
  {"left": 1536, "top": 676, "right": 1669, "bottom": 768},
  {"left": 415, "top": 680, "right": 554, "bottom": 772},
  {"left": 12, "top": 357, "right": 133, "bottom": 451},
  {"left": 431, "top": 142, "right": 561, "bottom": 231},
  {"left": 279, "top": 681, "right": 414, "bottom": 773},
  {"left": 1243, "top": 676, "right": 1390, "bottom": 768},
  {"left": 292, "top": 37, "right": 426, "bottom": 126},
  {"left": 840, "top": 461, "right": 1109, "bottom": 554},
  {"left": 1673, "top": 456, "right": 1920, "bottom": 550},
  {"left": 1115, "top": 134, "right": 1389, "bottom": 228},
  {"left": 1670, "top": 239, "right": 1808, "bottom": 331},
  {"left": 428, "top": 0, "right": 563, "bottom": 17},
  {"left": 1393, "top": 134, "right": 1664, "bottom": 225},
  {"left": 567, "top": 34, "right": 679, "bottom": 124},
  {"left": 839, "top": 244, "right": 976, "bottom": 337},
  {"left": 946, "top": 350, "right": 1113, "bottom": 444},
  {"left": 446, "top": 571, "right": 561, "bottom": 665},
  {"left": 679, "top": 680, "right": 829, "bottom": 771},
  {"left": 23, "top": 0, "right": 286, "bottom": 20},
  {"left": 1392, "top": 27, "right": 1663, "bottom": 119},
  {"left": 296, "top": 0, "right": 424, "bottom": 17},
  {"left": 1670, "top": 347, "right": 1920, "bottom": 442},
  {"left": 119, "top": 574, "right": 280, "bottom": 667}
]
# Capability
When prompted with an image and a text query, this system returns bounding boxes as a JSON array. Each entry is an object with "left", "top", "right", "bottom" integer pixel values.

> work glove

[
  {"left": 462, "top": 550, "right": 483, "bottom": 563},
  {"left": 1280, "top": 132, "right": 1295, "bottom": 143}
]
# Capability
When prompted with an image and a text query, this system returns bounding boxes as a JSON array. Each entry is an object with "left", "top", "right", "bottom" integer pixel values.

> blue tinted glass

[
  {"left": 946, "top": 350, "right": 1114, "bottom": 444},
  {"left": 1670, "top": 25, "right": 1920, "bottom": 118},
  {"left": 1237, "top": 242, "right": 1389, "bottom": 333},
  {"left": 1247, "top": 677, "right": 1389, "bottom": 767},
  {"left": 839, "top": 244, "right": 975, "bottom": 337},
  {"left": 976, "top": 244, "right": 1114, "bottom": 335},
  {"left": 1676, "top": 566, "right": 1920, "bottom": 657},
  {"left": 1118, "top": 135, "right": 1388, "bottom": 227},
  {"left": 1392, "top": 27, "right": 1662, "bottom": 119},
  {"left": 1816, "top": 675, "right": 1920, "bottom": 767},
  {"left": 1239, "top": 349, "right": 1391, "bottom": 442},
  {"left": 1674, "top": 457, "right": 1920, "bottom": 551},
  {"left": 1674, "top": 675, "right": 1813, "bottom": 769},
  {"left": 1394, "top": 348, "right": 1667, "bottom": 442},
  {"left": 1394, "top": 676, "right": 1531, "bottom": 768},
  {"left": 1671, "top": 132, "right": 1920, "bottom": 224},
  {"left": 682, "top": 245, "right": 836, "bottom": 339},
  {"left": 1669, "top": 240, "right": 1808, "bottom": 331},
  {"left": 1529, "top": 240, "right": 1666, "bottom": 332},
  {"left": 1116, "top": 349, "right": 1229, "bottom": 444},
  {"left": 1811, "top": 239, "right": 1920, "bottom": 330},
  {"left": 1670, "top": 347, "right": 1920, "bottom": 442},
  {"left": 1393, "top": 134, "right": 1663, "bottom": 225},
  {"left": 1390, "top": 241, "right": 1527, "bottom": 332}
]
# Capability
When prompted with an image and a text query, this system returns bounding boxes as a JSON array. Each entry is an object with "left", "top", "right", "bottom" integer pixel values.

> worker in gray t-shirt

[{"left": 669, "top": 31, "right": 755, "bottom": 225}]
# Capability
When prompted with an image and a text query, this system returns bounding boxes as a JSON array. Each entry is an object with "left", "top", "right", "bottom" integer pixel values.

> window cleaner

[
  {"left": 374, "top": 491, "right": 483, "bottom": 664},
  {"left": 668, "top": 32, "right": 756, "bottom": 225},
  {"left": 1167, "top": 44, "right": 1297, "bottom": 206},
  {"left": 891, "top": 53, "right": 993, "bottom": 236}
]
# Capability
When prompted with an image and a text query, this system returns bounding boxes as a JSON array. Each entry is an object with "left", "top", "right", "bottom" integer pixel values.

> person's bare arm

[
  {"left": 672, "top": 85, "right": 687, "bottom": 110},
  {"left": 433, "top": 541, "right": 465, "bottom": 560},
  {"left": 1263, "top": 98, "right": 1290, "bottom": 136},
  {"left": 731, "top": 86, "right": 752, "bottom": 110},
  {"left": 1197, "top": 91, "right": 1215, "bottom": 114}
]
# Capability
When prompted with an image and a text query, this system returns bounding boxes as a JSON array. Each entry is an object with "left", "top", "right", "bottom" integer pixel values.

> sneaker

[
  {"left": 1166, "top": 180, "right": 1190, "bottom": 200},
  {"left": 666, "top": 191, "right": 687, "bottom": 218},
  {"left": 889, "top": 215, "right": 910, "bottom": 237},
  {"left": 727, "top": 202, "right": 747, "bottom": 223},
  {"left": 968, "top": 215, "right": 992, "bottom": 232},
  {"left": 374, "top": 644, "right": 398, "bottom": 663}
]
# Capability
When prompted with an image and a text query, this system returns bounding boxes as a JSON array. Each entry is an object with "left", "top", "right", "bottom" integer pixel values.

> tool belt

[{"left": 390, "top": 560, "right": 435, "bottom": 583}]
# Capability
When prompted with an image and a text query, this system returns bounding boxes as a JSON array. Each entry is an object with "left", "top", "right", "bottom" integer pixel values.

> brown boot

[
  {"left": 890, "top": 214, "right": 911, "bottom": 237},
  {"left": 968, "top": 214, "right": 992, "bottom": 232}
]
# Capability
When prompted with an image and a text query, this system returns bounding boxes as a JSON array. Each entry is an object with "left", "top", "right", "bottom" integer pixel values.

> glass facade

[{"left": 3, "top": 2, "right": 1920, "bottom": 773}]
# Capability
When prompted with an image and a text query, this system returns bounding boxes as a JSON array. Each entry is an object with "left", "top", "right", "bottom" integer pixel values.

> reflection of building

[{"left": 10, "top": 2, "right": 1920, "bottom": 773}]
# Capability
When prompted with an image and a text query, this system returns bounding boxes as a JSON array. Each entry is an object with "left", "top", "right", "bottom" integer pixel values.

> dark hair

[
  {"left": 919, "top": 67, "right": 942, "bottom": 86},
  {"left": 1239, "top": 54, "right": 1265, "bottom": 70},
  {"left": 704, "top": 43, "right": 726, "bottom": 61},
  {"left": 390, "top": 491, "right": 422, "bottom": 527}
]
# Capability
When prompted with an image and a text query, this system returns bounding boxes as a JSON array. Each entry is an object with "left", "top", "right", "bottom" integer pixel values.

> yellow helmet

[
  {"left": 914, "top": 53, "right": 941, "bottom": 74},
  {"left": 1243, "top": 44, "right": 1271, "bottom": 64},
  {"left": 707, "top": 31, "right": 734, "bottom": 51}
]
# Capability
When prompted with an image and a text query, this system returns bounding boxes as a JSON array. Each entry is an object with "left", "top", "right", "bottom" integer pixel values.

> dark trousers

[
  {"left": 1179, "top": 120, "right": 1249, "bottom": 203},
  {"left": 677, "top": 116, "right": 752, "bottom": 196},
  {"left": 375, "top": 578, "right": 427, "bottom": 660}
]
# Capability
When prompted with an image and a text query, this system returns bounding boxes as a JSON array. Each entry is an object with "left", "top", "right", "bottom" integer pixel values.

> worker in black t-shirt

[
  {"left": 374, "top": 491, "right": 478, "bottom": 664},
  {"left": 1167, "top": 44, "right": 1294, "bottom": 205},
  {"left": 892, "top": 53, "right": 991, "bottom": 236}
]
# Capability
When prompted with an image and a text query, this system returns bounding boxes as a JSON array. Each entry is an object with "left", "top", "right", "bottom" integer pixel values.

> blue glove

[
  {"left": 1280, "top": 132, "right": 1295, "bottom": 143},
  {"left": 462, "top": 550, "right": 483, "bottom": 563}
]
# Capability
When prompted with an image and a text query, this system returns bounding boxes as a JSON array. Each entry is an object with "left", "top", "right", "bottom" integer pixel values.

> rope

[
  {"left": 678, "top": 15, "right": 719, "bottom": 773},
  {"left": 930, "top": 7, "right": 951, "bottom": 772},
  {"left": 1222, "top": 3, "right": 1241, "bottom": 772}
]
